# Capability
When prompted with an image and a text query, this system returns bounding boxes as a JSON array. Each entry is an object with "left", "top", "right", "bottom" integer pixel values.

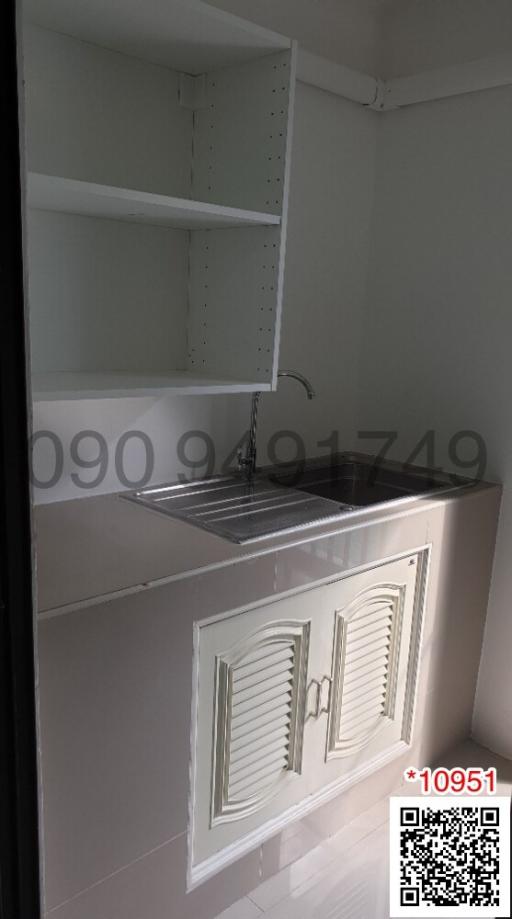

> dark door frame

[{"left": 0, "top": 0, "right": 42, "bottom": 917}]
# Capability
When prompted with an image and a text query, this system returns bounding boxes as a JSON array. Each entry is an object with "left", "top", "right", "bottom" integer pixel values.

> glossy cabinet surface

[{"left": 190, "top": 552, "right": 426, "bottom": 885}]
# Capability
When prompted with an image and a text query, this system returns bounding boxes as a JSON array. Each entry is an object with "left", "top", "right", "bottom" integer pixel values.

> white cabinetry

[
  {"left": 21, "top": 0, "right": 296, "bottom": 400},
  {"left": 190, "top": 552, "right": 427, "bottom": 886}
]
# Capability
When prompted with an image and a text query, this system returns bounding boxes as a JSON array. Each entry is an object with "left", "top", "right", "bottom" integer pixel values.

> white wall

[
  {"left": 31, "top": 83, "right": 377, "bottom": 502},
  {"left": 208, "top": 0, "right": 512, "bottom": 82},
  {"left": 358, "top": 86, "right": 512, "bottom": 757},
  {"left": 379, "top": 0, "right": 512, "bottom": 79}
]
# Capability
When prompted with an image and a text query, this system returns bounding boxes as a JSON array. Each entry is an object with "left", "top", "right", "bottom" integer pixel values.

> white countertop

[{"left": 34, "top": 482, "right": 498, "bottom": 614}]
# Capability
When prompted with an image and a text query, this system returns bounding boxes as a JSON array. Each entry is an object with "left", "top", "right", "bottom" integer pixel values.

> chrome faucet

[{"left": 237, "top": 370, "right": 315, "bottom": 479}]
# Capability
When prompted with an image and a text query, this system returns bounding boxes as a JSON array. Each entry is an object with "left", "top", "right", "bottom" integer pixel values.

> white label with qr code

[{"left": 390, "top": 796, "right": 510, "bottom": 917}]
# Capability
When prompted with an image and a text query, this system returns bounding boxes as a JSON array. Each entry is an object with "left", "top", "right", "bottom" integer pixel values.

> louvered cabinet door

[
  {"left": 213, "top": 625, "right": 307, "bottom": 822},
  {"left": 307, "top": 554, "right": 422, "bottom": 794},
  {"left": 191, "top": 588, "right": 325, "bottom": 882},
  {"left": 190, "top": 554, "right": 425, "bottom": 884}
]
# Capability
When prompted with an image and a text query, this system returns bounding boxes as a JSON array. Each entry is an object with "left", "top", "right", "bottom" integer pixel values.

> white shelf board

[
  {"left": 24, "top": 0, "right": 290, "bottom": 74},
  {"left": 32, "top": 372, "right": 272, "bottom": 401},
  {"left": 28, "top": 174, "right": 281, "bottom": 230}
]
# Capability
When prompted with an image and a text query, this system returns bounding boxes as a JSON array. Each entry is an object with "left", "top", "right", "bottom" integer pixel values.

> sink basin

[
  {"left": 285, "top": 459, "right": 448, "bottom": 507},
  {"left": 124, "top": 455, "right": 468, "bottom": 543}
]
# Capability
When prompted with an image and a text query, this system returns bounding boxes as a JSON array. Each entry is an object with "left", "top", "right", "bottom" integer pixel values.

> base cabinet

[{"left": 189, "top": 551, "right": 427, "bottom": 886}]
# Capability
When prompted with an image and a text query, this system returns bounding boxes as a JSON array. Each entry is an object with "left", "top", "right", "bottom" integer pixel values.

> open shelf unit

[
  {"left": 22, "top": 0, "right": 297, "bottom": 401},
  {"left": 32, "top": 372, "right": 272, "bottom": 401},
  {"left": 24, "top": 0, "right": 289, "bottom": 73},
  {"left": 27, "top": 174, "right": 282, "bottom": 231}
]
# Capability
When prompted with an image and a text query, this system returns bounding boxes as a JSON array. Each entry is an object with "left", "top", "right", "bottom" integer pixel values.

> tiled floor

[{"left": 215, "top": 740, "right": 512, "bottom": 919}]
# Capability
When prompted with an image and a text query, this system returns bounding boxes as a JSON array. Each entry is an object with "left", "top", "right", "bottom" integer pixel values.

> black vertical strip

[{"left": 0, "top": 0, "right": 41, "bottom": 917}]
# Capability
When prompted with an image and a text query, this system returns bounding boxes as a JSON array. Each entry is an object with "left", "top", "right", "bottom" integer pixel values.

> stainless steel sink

[
  {"left": 288, "top": 459, "right": 449, "bottom": 506},
  {"left": 124, "top": 476, "right": 349, "bottom": 543},
  {"left": 124, "top": 455, "right": 470, "bottom": 544}
]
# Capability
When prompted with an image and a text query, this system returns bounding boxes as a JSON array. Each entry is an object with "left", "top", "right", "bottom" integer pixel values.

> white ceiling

[
  {"left": 25, "top": 0, "right": 512, "bottom": 82},
  {"left": 380, "top": 0, "right": 512, "bottom": 79},
  {"left": 207, "top": 0, "right": 512, "bottom": 80},
  {"left": 205, "top": 0, "right": 382, "bottom": 75}
]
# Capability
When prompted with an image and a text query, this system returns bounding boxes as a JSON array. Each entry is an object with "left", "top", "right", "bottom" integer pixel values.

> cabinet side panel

[
  {"left": 24, "top": 25, "right": 193, "bottom": 196},
  {"left": 269, "top": 43, "right": 297, "bottom": 389},
  {"left": 187, "top": 226, "right": 281, "bottom": 383},
  {"left": 192, "top": 49, "right": 294, "bottom": 215}
]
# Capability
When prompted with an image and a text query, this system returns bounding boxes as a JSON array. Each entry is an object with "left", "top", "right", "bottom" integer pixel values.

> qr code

[{"left": 390, "top": 796, "right": 511, "bottom": 917}]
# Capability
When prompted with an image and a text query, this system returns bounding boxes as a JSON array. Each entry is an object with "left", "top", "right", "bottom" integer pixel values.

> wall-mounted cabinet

[
  {"left": 22, "top": 0, "right": 296, "bottom": 400},
  {"left": 190, "top": 552, "right": 428, "bottom": 887}
]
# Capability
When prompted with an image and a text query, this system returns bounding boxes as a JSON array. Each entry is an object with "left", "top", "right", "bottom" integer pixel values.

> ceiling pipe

[
  {"left": 383, "top": 53, "right": 512, "bottom": 109},
  {"left": 298, "top": 47, "right": 512, "bottom": 112},
  {"left": 297, "top": 49, "right": 380, "bottom": 107}
]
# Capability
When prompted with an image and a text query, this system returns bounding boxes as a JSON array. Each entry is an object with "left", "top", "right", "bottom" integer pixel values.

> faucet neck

[
  {"left": 238, "top": 391, "right": 261, "bottom": 479},
  {"left": 238, "top": 371, "right": 315, "bottom": 479},
  {"left": 247, "top": 391, "right": 261, "bottom": 466}
]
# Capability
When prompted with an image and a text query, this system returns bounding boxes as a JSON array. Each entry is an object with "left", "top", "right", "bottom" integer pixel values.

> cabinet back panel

[
  {"left": 24, "top": 25, "right": 193, "bottom": 196},
  {"left": 188, "top": 226, "right": 281, "bottom": 382},
  {"left": 28, "top": 210, "right": 189, "bottom": 374},
  {"left": 193, "top": 50, "right": 295, "bottom": 215}
]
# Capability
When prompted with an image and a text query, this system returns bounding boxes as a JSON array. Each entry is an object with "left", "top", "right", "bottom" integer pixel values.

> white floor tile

[
  {"left": 215, "top": 742, "right": 511, "bottom": 919},
  {"left": 248, "top": 797, "right": 392, "bottom": 913},
  {"left": 268, "top": 821, "right": 325, "bottom": 874},
  {"left": 215, "top": 897, "right": 263, "bottom": 919},
  {"left": 248, "top": 843, "right": 334, "bottom": 912},
  {"left": 322, "top": 815, "right": 381, "bottom": 858},
  {"left": 263, "top": 825, "right": 389, "bottom": 919},
  {"left": 348, "top": 796, "right": 389, "bottom": 830}
]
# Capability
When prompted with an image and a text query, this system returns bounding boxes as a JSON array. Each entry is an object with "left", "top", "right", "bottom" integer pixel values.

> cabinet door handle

[
  {"left": 318, "top": 675, "right": 332, "bottom": 716},
  {"left": 307, "top": 676, "right": 332, "bottom": 720}
]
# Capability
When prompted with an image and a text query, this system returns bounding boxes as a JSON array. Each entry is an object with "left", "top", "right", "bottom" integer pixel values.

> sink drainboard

[{"left": 124, "top": 476, "right": 351, "bottom": 543}]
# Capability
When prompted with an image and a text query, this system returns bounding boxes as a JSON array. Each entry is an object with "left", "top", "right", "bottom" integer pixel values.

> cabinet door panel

[
  {"left": 191, "top": 589, "right": 325, "bottom": 872},
  {"left": 305, "top": 554, "right": 420, "bottom": 794},
  {"left": 329, "top": 583, "right": 404, "bottom": 757},
  {"left": 214, "top": 624, "right": 306, "bottom": 821},
  {"left": 191, "top": 553, "right": 424, "bottom": 883}
]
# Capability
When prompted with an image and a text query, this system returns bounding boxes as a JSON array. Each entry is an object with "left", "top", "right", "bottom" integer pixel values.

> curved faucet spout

[
  {"left": 277, "top": 370, "right": 315, "bottom": 400},
  {"left": 237, "top": 370, "right": 315, "bottom": 479}
]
